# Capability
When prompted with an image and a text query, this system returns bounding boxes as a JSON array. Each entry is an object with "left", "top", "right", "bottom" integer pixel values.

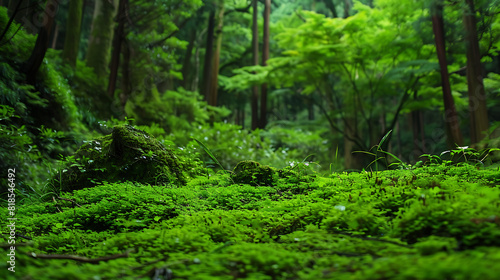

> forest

[{"left": 0, "top": 0, "right": 500, "bottom": 279}]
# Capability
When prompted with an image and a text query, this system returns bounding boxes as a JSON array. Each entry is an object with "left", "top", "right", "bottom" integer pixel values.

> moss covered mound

[
  {"left": 231, "top": 160, "right": 278, "bottom": 186},
  {"left": 56, "top": 125, "right": 187, "bottom": 191}
]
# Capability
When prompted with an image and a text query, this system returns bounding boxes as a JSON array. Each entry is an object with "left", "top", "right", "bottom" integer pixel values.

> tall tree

[
  {"left": 86, "top": 0, "right": 119, "bottom": 78},
  {"left": 251, "top": 0, "right": 259, "bottom": 130},
  {"left": 22, "top": 0, "right": 58, "bottom": 85},
  {"left": 463, "top": 0, "right": 489, "bottom": 143},
  {"left": 62, "top": 0, "right": 84, "bottom": 67},
  {"left": 201, "top": 10, "right": 215, "bottom": 101},
  {"left": 107, "top": 0, "right": 128, "bottom": 97},
  {"left": 206, "top": 0, "right": 225, "bottom": 107},
  {"left": 259, "top": 0, "right": 271, "bottom": 129},
  {"left": 431, "top": 0, "right": 463, "bottom": 147}
]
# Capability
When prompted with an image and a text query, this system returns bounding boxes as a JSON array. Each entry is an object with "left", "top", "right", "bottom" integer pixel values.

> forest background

[{"left": 1, "top": 0, "right": 500, "bottom": 195}]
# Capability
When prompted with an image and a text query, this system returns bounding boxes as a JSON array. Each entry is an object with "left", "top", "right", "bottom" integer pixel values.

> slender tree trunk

[
  {"left": 107, "top": 0, "right": 127, "bottom": 97},
  {"left": 207, "top": 1, "right": 224, "bottom": 106},
  {"left": 324, "top": 0, "right": 338, "bottom": 18},
  {"left": 343, "top": 117, "right": 363, "bottom": 170},
  {"left": 410, "top": 91, "right": 426, "bottom": 160},
  {"left": 307, "top": 96, "right": 314, "bottom": 120},
  {"left": 62, "top": 0, "right": 84, "bottom": 67},
  {"left": 201, "top": 10, "right": 215, "bottom": 100},
  {"left": 259, "top": 0, "right": 270, "bottom": 129},
  {"left": 431, "top": 0, "right": 464, "bottom": 147},
  {"left": 50, "top": 23, "right": 58, "bottom": 49},
  {"left": 22, "top": 0, "right": 58, "bottom": 85},
  {"left": 120, "top": 39, "right": 131, "bottom": 107},
  {"left": 343, "top": 0, "right": 351, "bottom": 18},
  {"left": 86, "top": 0, "right": 119, "bottom": 78},
  {"left": 463, "top": 0, "right": 489, "bottom": 143},
  {"left": 251, "top": 0, "right": 259, "bottom": 130},
  {"left": 182, "top": 29, "right": 196, "bottom": 89}
]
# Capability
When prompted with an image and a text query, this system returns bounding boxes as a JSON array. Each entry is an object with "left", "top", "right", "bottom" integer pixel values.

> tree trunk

[
  {"left": 463, "top": 0, "right": 489, "bottom": 143},
  {"left": 410, "top": 91, "right": 426, "bottom": 160},
  {"left": 343, "top": 117, "right": 364, "bottom": 170},
  {"left": 201, "top": 10, "right": 215, "bottom": 100},
  {"left": 22, "top": 0, "right": 58, "bottom": 85},
  {"left": 259, "top": 0, "right": 270, "bottom": 129},
  {"left": 120, "top": 39, "right": 131, "bottom": 107},
  {"left": 107, "top": 0, "right": 127, "bottom": 97},
  {"left": 206, "top": 1, "right": 224, "bottom": 107},
  {"left": 62, "top": 0, "right": 84, "bottom": 67},
  {"left": 182, "top": 29, "right": 196, "bottom": 89},
  {"left": 431, "top": 0, "right": 464, "bottom": 147},
  {"left": 251, "top": 0, "right": 259, "bottom": 130},
  {"left": 343, "top": 0, "right": 351, "bottom": 18},
  {"left": 86, "top": 0, "right": 119, "bottom": 78},
  {"left": 50, "top": 23, "right": 58, "bottom": 49},
  {"left": 324, "top": 0, "right": 338, "bottom": 18}
]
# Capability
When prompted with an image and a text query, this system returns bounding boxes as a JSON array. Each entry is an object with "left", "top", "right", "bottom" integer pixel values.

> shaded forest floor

[{"left": 2, "top": 163, "right": 500, "bottom": 279}]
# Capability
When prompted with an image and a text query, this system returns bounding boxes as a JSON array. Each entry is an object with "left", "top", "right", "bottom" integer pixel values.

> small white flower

[{"left": 334, "top": 205, "right": 346, "bottom": 211}]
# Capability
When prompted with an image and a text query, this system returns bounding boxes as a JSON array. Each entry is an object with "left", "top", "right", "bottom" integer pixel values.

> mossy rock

[
  {"left": 55, "top": 125, "right": 187, "bottom": 191},
  {"left": 231, "top": 160, "right": 278, "bottom": 186}
]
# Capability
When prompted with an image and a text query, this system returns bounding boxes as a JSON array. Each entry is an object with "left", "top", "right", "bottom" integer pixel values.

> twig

[
  {"left": 28, "top": 249, "right": 133, "bottom": 264},
  {"left": 56, "top": 196, "right": 82, "bottom": 207},
  {"left": 0, "top": 242, "right": 32, "bottom": 249}
]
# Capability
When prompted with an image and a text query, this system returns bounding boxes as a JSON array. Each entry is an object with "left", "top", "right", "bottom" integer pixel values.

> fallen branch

[{"left": 28, "top": 249, "right": 133, "bottom": 264}]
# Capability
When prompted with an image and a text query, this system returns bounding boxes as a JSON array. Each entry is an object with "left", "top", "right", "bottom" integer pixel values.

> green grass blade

[{"left": 192, "top": 138, "right": 226, "bottom": 171}]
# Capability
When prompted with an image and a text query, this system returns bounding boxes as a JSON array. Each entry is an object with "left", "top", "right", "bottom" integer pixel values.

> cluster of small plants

[{"left": 1, "top": 151, "right": 499, "bottom": 279}]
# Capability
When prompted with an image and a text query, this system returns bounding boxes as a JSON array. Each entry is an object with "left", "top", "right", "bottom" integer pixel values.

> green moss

[
  {"left": 231, "top": 160, "right": 278, "bottom": 186},
  {"left": 3, "top": 164, "right": 500, "bottom": 279},
  {"left": 55, "top": 125, "right": 188, "bottom": 191}
]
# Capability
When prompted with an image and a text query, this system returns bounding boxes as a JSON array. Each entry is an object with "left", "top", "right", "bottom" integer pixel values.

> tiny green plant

[
  {"left": 192, "top": 138, "right": 228, "bottom": 173},
  {"left": 422, "top": 146, "right": 500, "bottom": 167},
  {"left": 354, "top": 130, "right": 409, "bottom": 171}
]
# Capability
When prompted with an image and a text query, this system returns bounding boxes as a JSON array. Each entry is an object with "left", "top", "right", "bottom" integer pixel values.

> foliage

[
  {"left": 125, "top": 87, "right": 229, "bottom": 135},
  {"left": 52, "top": 125, "right": 203, "bottom": 192},
  {"left": 1, "top": 163, "right": 500, "bottom": 279}
]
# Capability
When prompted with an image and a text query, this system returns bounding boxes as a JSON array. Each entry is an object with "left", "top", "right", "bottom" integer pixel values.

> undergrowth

[{"left": 1, "top": 162, "right": 499, "bottom": 279}]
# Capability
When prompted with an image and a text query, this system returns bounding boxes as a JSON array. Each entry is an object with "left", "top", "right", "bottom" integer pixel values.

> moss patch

[
  {"left": 231, "top": 160, "right": 278, "bottom": 186},
  {"left": 55, "top": 125, "right": 187, "bottom": 191}
]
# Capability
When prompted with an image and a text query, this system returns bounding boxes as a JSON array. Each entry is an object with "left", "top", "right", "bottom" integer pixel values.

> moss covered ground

[{"left": 1, "top": 157, "right": 500, "bottom": 279}]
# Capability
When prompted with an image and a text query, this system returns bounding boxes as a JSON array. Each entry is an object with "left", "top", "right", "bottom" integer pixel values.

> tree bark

[
  {"left": 86, "top": 0, "right": 119, "bottom": 77},
  {"left": 206, "top": 1, "right": 224, "bottom": 107},
  {"left": 62, "top": 0, "right": 84, "bottom": 67},
  {"left": 22, "top": 0, "right": 58, "bottom": 85},
  {"left": 50, "top": 23, "right": 58, "bottom": 49},
  {"left": 107, "top": 0, "right": 127, "bottom": 97},
  {"left": 463, "top": 0, "right": 489, "bottom": 143},
  {"left": 431, "top": 0, "right": 464, "bottom": 147},
  {"left": 120, "top": 39, "right": 130, "bottom": 107},
  {"left": 323, "top": 0, "right": 338, "bottom": 18},
  {"left": 259, "top": 0, "right": 270, "bottom": 129},
  {"left": 201, "top": 10, "right": 215, "bottom": 101},
  {"left": 343, "top": 0, "right": 351, "bottom": 18},
  {"left": 251, "top": 0, "right": 259, "bottom": 130}
]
